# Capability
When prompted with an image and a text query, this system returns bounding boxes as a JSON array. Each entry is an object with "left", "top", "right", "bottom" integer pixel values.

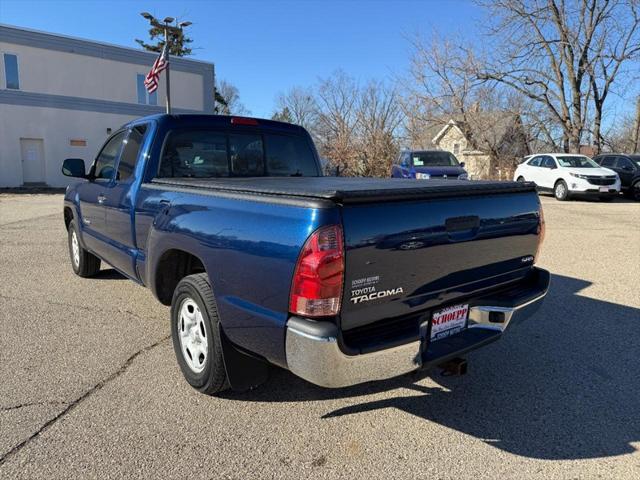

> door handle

[{"left": 97, "top": 194, "right": 107, "bottom": 204}]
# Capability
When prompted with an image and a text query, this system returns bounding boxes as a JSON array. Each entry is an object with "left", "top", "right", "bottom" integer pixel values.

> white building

[{"left": 0, "top": 24, "right": 215, "bottom": 187}]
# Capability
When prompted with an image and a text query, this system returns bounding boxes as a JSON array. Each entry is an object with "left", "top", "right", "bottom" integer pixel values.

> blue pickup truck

[{"left": 62, "top": 114, "right": 549, "bottom": 395}]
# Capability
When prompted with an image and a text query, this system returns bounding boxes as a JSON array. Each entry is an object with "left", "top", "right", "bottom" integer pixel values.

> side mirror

[
  {"left": 324, "top": 164, "right": 341, "bottom": 176},
  {"left": 62, "top": 158, "right": 87, "bottom": 178},
  {"left": 459, "top": 161, "right": 466, "bottom": 168}
]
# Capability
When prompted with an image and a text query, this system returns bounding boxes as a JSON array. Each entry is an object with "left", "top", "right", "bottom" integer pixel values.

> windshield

[
  {"left": 411, "top": 151, "right": 459, "bottom": 167},
  {"left": 556, "top": 156, "right": 599, "bottom": 168}
]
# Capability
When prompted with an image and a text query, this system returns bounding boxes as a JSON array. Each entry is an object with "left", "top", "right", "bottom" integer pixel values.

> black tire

[
  {"left": 599, "top": 196, "right": 613, "bottom": 202},
  {"left": 516, "top": 176, "right": 525, "bottom": 182},
  {"left": 633, "top": 181, "right": 640, "bottom": 201},
  {"left": 171, "top": 273, "right": 229, "bottom": 395},
  {"left": 68, "top": 220, "right": 101, "bottom": 277},
  {"left": 554, "top": 180, "right": 570, "bottom": 201}
]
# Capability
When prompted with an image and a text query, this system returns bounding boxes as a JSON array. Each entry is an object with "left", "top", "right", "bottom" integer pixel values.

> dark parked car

[
  {"left": 391, "top": 150, "right": 468, "bottom": 180},
  {"left": 594, "top": 153, "right": 640, "bottom": 200}
]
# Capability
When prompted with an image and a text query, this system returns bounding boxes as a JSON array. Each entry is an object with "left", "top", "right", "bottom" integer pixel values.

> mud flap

[{"left": 219, "top": 325, "right": 269, "bottom": 392}]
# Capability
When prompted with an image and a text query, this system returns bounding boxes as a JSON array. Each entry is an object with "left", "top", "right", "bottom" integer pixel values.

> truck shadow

[
  {"left": 92, "top": 268, "right": 127, "bottom": 280},
  {"left": 230, "top": 273, "right": 640, "bottom": 460}
]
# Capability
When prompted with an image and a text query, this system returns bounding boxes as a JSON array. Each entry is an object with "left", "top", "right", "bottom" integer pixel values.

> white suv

[{"left": 513, "top": 153, "right": 621, "bottom": 201}]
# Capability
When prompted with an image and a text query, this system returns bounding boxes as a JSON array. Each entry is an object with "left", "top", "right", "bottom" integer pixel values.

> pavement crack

[
  {"left": 0, "top": 334, "right": 170, "bottom": 467},
  {"left": 0, "top": 401, "right": 69, "bottom": 412},
  {"left": 0, "top": 294, "right": 166, "bottom": 323},
  {"left": 0, "top": 213, "right": 59, "bottom": 228}
]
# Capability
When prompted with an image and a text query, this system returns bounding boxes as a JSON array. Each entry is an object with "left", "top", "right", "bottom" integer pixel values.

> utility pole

[
  {"left": 633, "top": 96, "right": 640, "bottom": 153},
  {"left": 140, "top": 13, "right": 192, "bottom": 114},
  {"left": 163, "top": 21, "right": 171, "bottom": 114}
]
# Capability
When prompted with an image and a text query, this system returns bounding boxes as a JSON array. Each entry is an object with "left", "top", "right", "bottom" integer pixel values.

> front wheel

[
  {"left": 171, "top": 273, "right": 229, "bottom": 395},
  {"left": 68, "top": 220, "right": 101, "bottom": 277},
  {"left": 554, "top": 180, "right": 570, "bottom": 201},
  {"left": 516, "top": 176, "right": 525, "bottom": 182},
  {"left": 633, "top": 181, "right": 640, "bottom": 201}
]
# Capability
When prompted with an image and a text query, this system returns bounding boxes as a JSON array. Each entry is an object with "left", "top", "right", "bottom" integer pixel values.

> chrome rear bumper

[{"left": 285, "top": 268, "right": 549, "bottom": 388}]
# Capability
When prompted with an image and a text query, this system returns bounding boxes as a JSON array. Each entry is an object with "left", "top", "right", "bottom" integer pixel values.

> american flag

[{"left": 144, "top": 44, "right": 168, "bottom": 94}]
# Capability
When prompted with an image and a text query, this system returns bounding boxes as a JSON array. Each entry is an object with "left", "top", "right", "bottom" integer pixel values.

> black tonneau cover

[{"left": 151, "top": 177, "right": 536, "bottom": 204}]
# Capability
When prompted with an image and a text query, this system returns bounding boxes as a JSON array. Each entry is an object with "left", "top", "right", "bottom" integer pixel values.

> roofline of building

[
  {"left": 432, "top": 119, "right": 464, "bottom": 145},
  {"left": 0, "top": 24, "right": 215, "bottom": 112},
  {"left": 0, "top": 23, "right": 214, "bottom": 73}
]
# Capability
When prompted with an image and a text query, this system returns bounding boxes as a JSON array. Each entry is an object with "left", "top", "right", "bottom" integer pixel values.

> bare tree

[
  {"left": 603, "top": 108, "right": 640, "bottom": 152},
  {"left": 314, "top": 71, "right": 360, "bottom": 175},
  {"left": 216, "top": 80, "right": 250, "bottom": 115},
  {"left": 404, "top": 34, "right": 530, "bottom": 178},
  {"left": 477, "top": 0, "right": 639, "bottom": 153},
  {"left": 634, "top": 95, "right": 640, "bottom": 152},
  {"left": 586, "top": 1, "right": 640, "bottom": 152},
  {"left": 274, "top": 86, "right": 318, "bottom": 131},
  {"left": 354, "top": 81, "right": 404, "bottom": 176}
]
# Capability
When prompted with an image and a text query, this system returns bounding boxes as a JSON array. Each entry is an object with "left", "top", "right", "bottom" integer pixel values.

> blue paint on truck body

[{"left": 64, "top": 114, "right": 546, "bottom": 381}]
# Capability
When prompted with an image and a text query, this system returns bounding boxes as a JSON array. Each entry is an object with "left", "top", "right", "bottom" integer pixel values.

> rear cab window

[
  {"left": 265, "top": 134, "right": 319, "bottom": 176},
  {"left": 158, "top": 128, "right": 319, "bottom": 178}
]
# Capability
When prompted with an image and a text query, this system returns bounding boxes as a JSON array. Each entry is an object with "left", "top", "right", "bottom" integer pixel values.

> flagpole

[
  {"left": 140, "top": 14, "right": 191, "bottom": 115},
  {"left": 163, "top": 25, "right": 171, "bottom": 115}
]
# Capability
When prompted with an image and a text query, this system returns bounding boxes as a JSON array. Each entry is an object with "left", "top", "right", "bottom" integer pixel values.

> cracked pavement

[{"left": 0, "top": 192, "right": 639, "bottom": 479}]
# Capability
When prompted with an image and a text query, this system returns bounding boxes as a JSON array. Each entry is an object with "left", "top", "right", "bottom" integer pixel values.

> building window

[
  {"left": 453, "top": 143, "right": 460, "bottom": 154},
  {"left": 3, "top": 54, "right": 19, "bottom": 90},
  {"left": 136, "top": 74, "right": 157, "bottom": 105}
]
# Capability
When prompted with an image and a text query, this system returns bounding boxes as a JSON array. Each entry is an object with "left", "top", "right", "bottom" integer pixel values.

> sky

[{"left": 0, "top": 0, "right": 482, "bottom": 118}]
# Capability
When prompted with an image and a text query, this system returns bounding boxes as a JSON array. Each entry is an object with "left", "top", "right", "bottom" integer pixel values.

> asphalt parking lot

[{"left": 1, "top": 192, "right": 639, "bottom": 479}]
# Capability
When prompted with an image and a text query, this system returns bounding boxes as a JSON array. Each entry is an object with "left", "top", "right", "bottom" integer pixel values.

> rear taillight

[
  {"left": 289, "top": 224, "right": 344, "bottom": 317},
  {"left": 535, "top": 205, "right": 545, "bottom": 263}
]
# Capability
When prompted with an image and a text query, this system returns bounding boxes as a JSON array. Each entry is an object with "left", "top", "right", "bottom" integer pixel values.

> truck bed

[{"left": 150, "top": 177, "right": 536, "bottom": 204}]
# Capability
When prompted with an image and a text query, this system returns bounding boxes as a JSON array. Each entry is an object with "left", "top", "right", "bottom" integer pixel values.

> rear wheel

[
  {"left": 171, "top": 273, "right": 229, "bottom": 395},
  {"left": 516, "top": 176, "right": 525, "bottom": 182},
  {"left": 554, "top": 180, "right": 569, "bottom": 201},
  {"left": 633, "top": 181, "right": 640, "bottom": 201},
  {"left": 68, "top": 220, "right": 101, "bottom": 277}
]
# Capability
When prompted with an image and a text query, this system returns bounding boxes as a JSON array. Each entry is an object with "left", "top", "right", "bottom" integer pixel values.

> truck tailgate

[{"left": 340, "top": 191, "right": 541, "bottom": 332}]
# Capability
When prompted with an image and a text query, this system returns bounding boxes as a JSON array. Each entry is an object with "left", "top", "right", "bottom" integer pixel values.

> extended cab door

[
  {"left": 77, "top": 130, "right": 127, "bottom": 257},
  {"left": 98, "top": 123, "right": 151, "bottom": 278}
]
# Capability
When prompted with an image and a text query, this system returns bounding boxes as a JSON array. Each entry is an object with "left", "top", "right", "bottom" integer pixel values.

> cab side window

[
  {"left": 93, "top": 131, "right": 126, "bottom": 180},
  {"left": 541, "top": 156, "right": 557, "bottom": 168},
  {"left": 117, "top": 124, "right": 148, "bottom": 182},
  {"left": 615, "top": 157, "right": 633, "bottom": 170},
  {"left": 528, "top": 156, "right": 542, "bottom": 167},
  {"left": 599, "top": 156, "right": 613, "bottom": 167}
]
